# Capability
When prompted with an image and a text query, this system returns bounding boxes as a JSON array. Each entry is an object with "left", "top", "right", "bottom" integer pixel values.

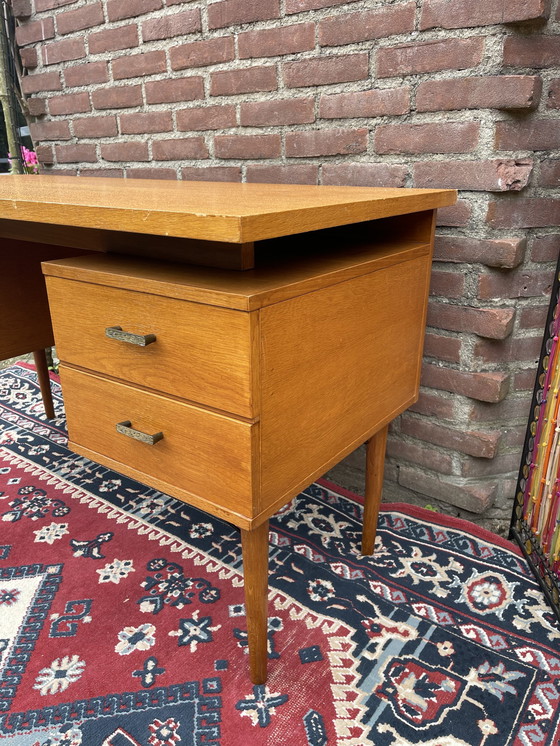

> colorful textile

[{"left": 0, "top": 363, "right": 559, "bottom": 745}]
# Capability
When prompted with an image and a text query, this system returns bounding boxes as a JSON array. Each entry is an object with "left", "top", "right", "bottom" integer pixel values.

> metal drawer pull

[
  {"left": 105, "top": 326, "right": 156, "bottom": 346},
  {"left": 116, "top": 420, "right": 163, "bottom": 445}
]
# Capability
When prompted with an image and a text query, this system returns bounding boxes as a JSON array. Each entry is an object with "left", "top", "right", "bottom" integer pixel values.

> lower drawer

[{"left": 60, "top": 366, "right": 257, "bottom": 523}]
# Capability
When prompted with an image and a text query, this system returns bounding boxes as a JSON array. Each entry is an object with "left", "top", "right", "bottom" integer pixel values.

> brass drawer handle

[
  {"left": 116, "top": 420, "right": 163, "bottom": 445},
  {"left": 105, "top": 326, "right": 156, "bottom": 347}
]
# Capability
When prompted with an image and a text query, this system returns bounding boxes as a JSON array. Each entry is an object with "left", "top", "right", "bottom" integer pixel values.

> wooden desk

[{"left": 0, "top": 176, "right": 455, "bottom": 683}]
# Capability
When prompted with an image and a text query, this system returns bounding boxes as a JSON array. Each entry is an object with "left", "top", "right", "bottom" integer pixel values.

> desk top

[{"left": 0, "top": 176, "right": 456, "bottom": 244}]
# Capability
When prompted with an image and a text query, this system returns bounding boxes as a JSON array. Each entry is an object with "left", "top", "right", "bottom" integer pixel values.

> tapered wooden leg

[
  {"left": 32, "top": 349, "right": 55, "bottom": 420},
  {"left": 361, "top": 425, "right": 388, "bottom": 555},
  {"left": 241, "top": 520, "right": 269, "bottom": 685}
]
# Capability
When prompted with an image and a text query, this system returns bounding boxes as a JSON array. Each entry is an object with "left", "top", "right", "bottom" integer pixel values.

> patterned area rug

[{"left": 0, "top": 363, "right": 559, "bottom": 746}]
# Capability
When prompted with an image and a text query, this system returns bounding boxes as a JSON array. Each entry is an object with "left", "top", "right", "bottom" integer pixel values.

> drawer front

[
  {"left": 46, "top": 276, "right": 255, "bottom": 418},
  {"left": 60, "top": 366, "right": 256, "bottom": 518}
]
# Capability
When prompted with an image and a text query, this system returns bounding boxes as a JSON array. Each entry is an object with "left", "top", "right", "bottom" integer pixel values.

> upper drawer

[{"left": 45, "top": 276, "right": 255, "bottom": 418}]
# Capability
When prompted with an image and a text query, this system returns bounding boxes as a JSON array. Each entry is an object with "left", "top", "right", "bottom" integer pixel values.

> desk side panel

[{"left": 258, "top": 252, "right": 432, "bottom": 512}]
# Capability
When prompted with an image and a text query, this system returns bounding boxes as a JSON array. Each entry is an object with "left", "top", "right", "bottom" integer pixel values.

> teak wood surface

[{"left": 0, "top": 176, "right": 456, "bottom": 684}]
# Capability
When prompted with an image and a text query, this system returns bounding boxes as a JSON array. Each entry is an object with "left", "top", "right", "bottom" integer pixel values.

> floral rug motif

[{"left": 0, "top": 363, "right": 559, "bottom": 746}]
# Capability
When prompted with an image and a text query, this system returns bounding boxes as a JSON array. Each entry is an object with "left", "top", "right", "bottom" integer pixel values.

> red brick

[
  {"left": 398, "top": 466, "right": 497, "bottom": 513},
  {"left": 318, "top": 3, "right": 415, "bottom": 46},
  {"left": 414, "top": 159, "right": 533, "bottom": 192},
  {"left": 57, "top": 2, "right": 104, "bottom": 34},
  {"left": 514, "top": 368, "right": 538, "bottom": 391},
  {"left": 429, "top": 270, "right": 465, "bottom": 298},
  {"left": 437, "top": 201, "right": 472, "bottom": 227},
  {"left": 120, "top": 112, "right": 173, "bottom": 135},
  {"left": 176, "top": 105, "right": 236, "bottom": 131},
  {"left": 142, "top": 9, "right": 201, "bottom": 41},
  {"left": 478, "top": 267, "right": 554, "bottom": 299},
  {"left": 240, "top": 98, "right": 314, "bottom": 126},
  {"left": 19, "top": 47, "right": 38, "bottom": 68},
  {"left": 15, "top": 18, "right": 54, "bottom": 46},
  {"left": 518, "top": 305, "right": 548, "bottom": 329},
  {"left": 530, "top": 234, "right": 560, "bottom": 262},
  {"left": 401, "top": 415, "right": 501, "bottom": 458},
  {"left": 286, "top": 0, "right": 360, "bottom": 12},
  {"left": 42, "top": 37, "right": 85, "bottom": 65},
  {"left": 284, "top": 53, "right": 369, "bottom": 88},
  {"left": 48, "top": 91, "right": 90, "bottom": 115},
  {"left": 421, "top": 0, "right": 550, "bottom": 30},
  {"left": 29, "top": 119, "right": 71, "bottom": 141},
  {"left": 152, "top": 138, "right": 209, "bottom": 161},
  {"left": 79, "top": 169, "right": 123, "bottom": 178},
  {"left": 11, "top": 0, "right": 32, "bottom": 19},
  {"left": 433, "top": 235, "right": 525, "bottom": 268},
  {"left": 387, "top": 437, "right": 454, "bottom": 474},
  {"left": 211, "top": 66, "right": 277, "bottom": 96},
  {"left": 548, "top": 79, "right": 560, "bottom": 109},
  {"left": 378, "top": 37, "right": 484, "bottom": 77},
  {"left": 286, "top": 128, "right": 367, "bottom": 157},
  {"left": 246, "top": 164, "right": 318, "bottom": 185},
  {"left": 145, "top": 77, "right": 204, "bottom": 105},
  {"left": 238, "top": 23, "right": 314, "bottom": 59},
  {"left": 495, "top": 120, "right": 560, "bottom": 151},
  {"left": 468, "top": 395, "right": 532, "bottom": 423},
  {"left": 417, "top": 76, "right": 541, "bottom": 112},
  {"left": 375, "top": 122, "right": 479, "bottom": 154},
  {"left": 35, "top": 0, "right": 77, "bottom": 10},
  {"left": 503, "top": 35, "right": 560, "bottom": 68},
  {"left": 112, "top": 51, "right": 166, "bottom": 80},
  {"left": 320, "top": 87, "right": 410, "bottom": 119},
  {"left": 27, "top": 98, "right": 48, "bottom": 117},
  {"left": 410, "top": 390, "right": 455, "bottom": 419},
  {"left": 423, "top": 332, "right": 461, "bottom": 363},
  {"left": 322, "top": 163, "right": 408, "bottom": 188},
  {"left": 88, "top": 25, "right": 139, "bottom": 54},
  {"left": 101, "top": 142, "right": 150, "bottom": 162},
  {"left": 35, "top": 144, "right": 54, "bottom": 164},
  {"left": 92, "top": 85, "right": 143, "bottom": 110},
  {"left": 64, "top": 61, "right": 108, "bottom": 87},
  {"left": 421, "top": 363, "right": 509, "bottom": 402},
  {"left": 214, "top": 134, "right": 281, "bottom": 159},
  {"left": 126, "top": 168, "right": 177, "bottom": 180},
  {"left": 55, "top": 143, "right": 97, "bottom": 163},
  {"left": 21, "top": 71, "right": 61, "bottom": 94},
  {"left": 538, "top": 160, "right": 560, "bottom": 187},
  {"left": 73, "top": 115, "right": 118, "bottom": 138},
  {"left": 487, "top": 198, "right": 560, "bottom": 228},
  {"left": 170, "top": 37, "right": 234, "bottom": 70},
  {"left": 427, "top": 304, "right": 515, "bottom": 339},
  {"left": 106, "top": 0, "right": 162, "bottom": 22},
  {"left": 460, "top": 453, "right": 521, "bottom": 478},
  {"left": 181, "top": 166, "right": 241, "bottom": 182},
  {"left": 208, "top": 0, "right": 280, "bottom": 29},
  {"left": 474, "top": 335, "right": 542, "bottom": 364}
]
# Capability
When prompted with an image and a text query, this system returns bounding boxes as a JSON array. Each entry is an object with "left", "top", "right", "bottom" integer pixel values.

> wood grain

[
  {"left": 361, "top": 426, "right": 389, "bottom": 555},
  {"left": 46, "top": 276, "right": 256, "bottom": 418},
  {"left": 241, "top": 520, "right": 270, "bottom": 685},
  {"left": 60, "top": 365, "right": 258, "bottom": 517},
  {"left": 258, "top": 254, "right": 433, "bottom": 511},
  {"left": 2, "top": 175, "right": 456, "bottom": 243}
]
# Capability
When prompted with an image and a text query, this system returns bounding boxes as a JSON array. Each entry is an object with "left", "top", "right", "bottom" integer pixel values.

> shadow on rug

[{"left": 0, "top": 363, "right": 559, "bottom": 746}]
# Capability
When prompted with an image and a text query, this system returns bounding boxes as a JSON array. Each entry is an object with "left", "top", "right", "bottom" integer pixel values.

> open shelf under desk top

[
  {"left": 0, "top": 176, "right": 456, "bottom": 244},
  {"left": 42, "top": 236, "right": 431, "bottom": 311}
]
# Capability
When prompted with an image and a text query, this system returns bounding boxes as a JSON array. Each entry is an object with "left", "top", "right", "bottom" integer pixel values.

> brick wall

[{"left": 11, "top": 0, "right": 560, "bottom": 533}]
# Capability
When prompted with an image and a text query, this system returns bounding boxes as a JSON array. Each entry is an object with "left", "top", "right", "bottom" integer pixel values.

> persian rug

[{"left": 0, "top": 363, "right": 559, "bottom": 746}]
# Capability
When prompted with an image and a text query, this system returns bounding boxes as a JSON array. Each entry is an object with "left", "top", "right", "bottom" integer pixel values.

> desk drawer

[
  {"left": 46, "top": 276, "right": 255, "bottom": 418},
  {"left": 60, "top": 366, "right": 257, "bottom": 520}
]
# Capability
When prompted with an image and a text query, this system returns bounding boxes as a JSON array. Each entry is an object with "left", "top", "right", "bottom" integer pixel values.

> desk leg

[
  {"left": 241, "top": 520, "right": 269, "bottom": 685},
  {"left": 361, "top": 425, "right": 388, "bottom": 556},
  {"left": 33, "top": 349, "right": 55, "bottom": 420}
]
